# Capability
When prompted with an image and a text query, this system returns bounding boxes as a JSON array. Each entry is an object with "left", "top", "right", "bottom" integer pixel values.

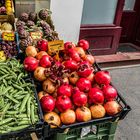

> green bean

[
  {"left": 19, "top": 94, "right": 30, "bottom": 113},
  {"left": 31, "top": 103, "right": 35, "bottom": 124},
  {"left": 15, "top": 95, "right": 26, "bottom": 100},
  {"left": 7, "top": 125, "right": 29, "bottom": 131},
  {"left": 5, "top": 94, "right": 19, "bottom": 104},
  {"left": 0, "top": 68, "right": 9, "bottom": 74},
  {"left": 1, "top": 86, "right": 12, "bottom": 95},
  {"left": 14, "top": 114, "right": 28, "bottom": 118},
  {"left": 6, "top": 111, "right": 18, "bottom": 115},
  {"left": 18, "top": 120, "right": 31, "bottom": 125},
  {"left": 3, "top": 79, "right": 7, "bottom": 87},
  {"left": 12, "top": 84, "right": 24, "bottom": 90},
  {"left": 0, "top": 103, "right": 10, "bottom": 119},
  {"left": 0, "top": 118, "right": 13, "bottom": 125},
  {"left": 0, "top": 74, "right": 9, "bottom": 81},
  {"left": 17, "top": 73, "right": 23, "bottom": 81},
  {"left": 27, "top": 97, "right": 32, "bottom": 118}
]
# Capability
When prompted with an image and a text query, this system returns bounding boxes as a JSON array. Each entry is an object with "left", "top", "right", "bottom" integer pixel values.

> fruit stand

[{"left": 0, "top": 2, "right": 131, "bottom": 140}]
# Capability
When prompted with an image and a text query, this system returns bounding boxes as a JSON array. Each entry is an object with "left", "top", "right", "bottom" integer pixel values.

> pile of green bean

[{"left": 0, "top": 59, "right": 39, "bottom": 134}]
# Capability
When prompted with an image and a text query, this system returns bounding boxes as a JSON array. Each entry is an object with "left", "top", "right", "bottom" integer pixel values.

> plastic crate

[
  {"left": 47, "top": 121, "right": 118, "bottom": 140},
  {"left": 0, "top": 74, "right": 44, "bottom": 140}
]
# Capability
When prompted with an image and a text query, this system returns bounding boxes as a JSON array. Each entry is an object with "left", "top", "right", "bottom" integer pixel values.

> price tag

[
  {"left": 48, "top": 40, "right": 64, "bottom": 60},
  {"left": 30, "top": 32, "right": 42, "bottom": 40},
  {"left": 2, "top": 32, "right": 15, "bottom": 41}
]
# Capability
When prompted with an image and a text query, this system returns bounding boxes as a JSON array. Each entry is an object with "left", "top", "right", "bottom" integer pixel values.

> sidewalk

[{"left": 105, "top": 66, "right": 140, "bottom": 140}]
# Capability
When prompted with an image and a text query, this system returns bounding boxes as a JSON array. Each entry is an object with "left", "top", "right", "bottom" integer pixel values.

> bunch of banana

[{"left": 5, "top": 0, "right": 12, "bottom": 14}]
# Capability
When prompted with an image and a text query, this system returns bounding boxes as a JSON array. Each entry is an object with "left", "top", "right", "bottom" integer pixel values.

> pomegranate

[
  {"left": 88, "top": 87, "right": 104, "bottom": 104},
  {"left": 104, "top": 101, "right": 121, "bottom": 116},
  {"left": 74, "top": 47, "right": 86, "bottom": 59},
  {"left": 76, "top": 78, "right": 91, "bottom": 93},
  {"left": 87, "top": 73, "right": 94, "bottom": 82},
  {"left": 44, "top": 112, "right": 61, "bottom": 128},
  {"left": 63, "top": 60, "right": 78, "bottom": 71},
  {"left": 69, "top": 72, "right": 79, "bottom": 85},
  {"left": 36, "top": 51, "right": 48, "bottom": 60},
  {"left": 57, "top": 84, "right": 72, "bottom": 97},
  {"left": 68, "top": 49, "right": 81, "bottom": 62},
  {"left": 78, "top": 61, "right": 92, "bottom": 77},
  {"left": 84, "top": 55, "right": 95, "bottom": 65},
  {"left": 43, "top": 79, "right": 55, "bottom": 94},
  {"left": 90, "top": 104, "right": 106, "bottom": 119},
  {"left": 40, "top": 95, "right": 55, "bottom": 112},
  {"left": 78, "top": 39, "right": 89, "bottom": 50},
  {"left": 34, "top": 67, "right": 46, "bottom": 81},
  {"left": 37, "top": 39, "right": 48, "bottom": 51},
  {"left": 95, "top": 71, "right": 111, "bottom": 85},
  {"left": 56, "top": 95, "right": 72, "bottom": 112},
  {"left": 24, "top": 56, "right": 38, "bottom": 71},
  {"left": 25, "top": 46, "right": 37, "bottom": 57},
  {"left": 38, "top": 91, "right": 48, "bottom": 100},
  {"left": 102, "top": 85, "right": 118, "bottom": 101},
  {"left": 60, "top": 109, "right": 76, "bottom": 125},
  {"left": 64, "top": 42, "right": 76, "bottom": 51},
  {"left": 72, "top": 88, "right": 87, "bottom": 107},
  {"left": 39, "top": 55, "right": 52, "bottom": 68},
  {"left": 76, "top": 106, "right": 91, "bottom": 122}
]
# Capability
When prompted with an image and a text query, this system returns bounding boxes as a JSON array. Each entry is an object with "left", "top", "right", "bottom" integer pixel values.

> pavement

[{"left": 106, "top": 66, "right": 140, "bottom": 140}]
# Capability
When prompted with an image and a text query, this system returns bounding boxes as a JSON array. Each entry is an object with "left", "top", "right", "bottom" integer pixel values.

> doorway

[{"left": 119, "top": 0, "right": 140, "bottom": 52}]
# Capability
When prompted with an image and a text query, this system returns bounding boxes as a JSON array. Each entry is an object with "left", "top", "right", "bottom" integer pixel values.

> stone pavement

[{"left": 107, "top": 66, "right": 140, "bottom": 140}]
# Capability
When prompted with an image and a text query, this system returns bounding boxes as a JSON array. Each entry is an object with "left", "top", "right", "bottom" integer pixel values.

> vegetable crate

[
  {"left": 47, "top": 121, "right": 118, "bottom": 140},
  {"left": 42, "top": 63, "right": 131, "bottom": 139}
]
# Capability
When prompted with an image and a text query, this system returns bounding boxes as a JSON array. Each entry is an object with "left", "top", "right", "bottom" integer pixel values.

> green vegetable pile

[{"left": 0, "top": 59, "right": 39, "bottom": 134}]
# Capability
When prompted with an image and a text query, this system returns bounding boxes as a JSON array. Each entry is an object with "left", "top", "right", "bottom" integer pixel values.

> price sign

[
  {"left": 48, "top": 40, "right": 64, "bottom": 60},
  {"left": 30, "top": 32, "right": 42, "bottom": 40},
  {"left": 2, "top": 32, "right": 15, "bottom": 41}
]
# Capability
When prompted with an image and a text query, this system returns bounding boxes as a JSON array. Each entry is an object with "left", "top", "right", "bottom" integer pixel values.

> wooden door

[
  {"left": 120, "top": 0, "right": 140, "bottom": 43},
  {"left": 79, "top": 0, "right": 124, "bottom": 55}
]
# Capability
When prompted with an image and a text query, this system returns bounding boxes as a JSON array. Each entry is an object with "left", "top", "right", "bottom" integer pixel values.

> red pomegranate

[
  {"left": 64, "top": 42, "right": 75, "bottom": 51},
  {"left": 102, "top": 85, "right": 118, "bottom": 101},
  {"left": 56, "top": 95, "right": 72, "bottom": 112},
  {"left": 24, "top": 56, "right": 38, "bottom": 71},
  {"left": 72, "top": 88, "right": 87, "bottom": 107},
  {"left": 76, "top": 78, "right": 91, "bottom": 93},
  {"left": 88, "top": 87, "right": 104, "bottom": 104},
  {"left": 37, "top": 39, "right": 48, "bottom": 51},
  {"left": 39, "top": 55, "right": 51, "bottom": 68},
  {"left": 95, "top": 71, "right": 111, "bottom": 85},
  {"left": 77, "top": 39, "right": 89, "bottom": 50},
  {"left": 68, "top": 49, "right": 81, "bottom": 62},
  {"left": 63, "top": 60, "right": 78, "bottom": 71},
  {"left": 40, "top": 95, "right": 55, "bottom": 112},
  {"left": 57, "top": 84, "right": 72, "bottom": 97}
]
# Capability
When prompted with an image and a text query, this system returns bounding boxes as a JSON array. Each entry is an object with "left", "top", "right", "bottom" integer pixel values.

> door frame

[{"left": 79, "top": 0, "right": 125, "bottom": 55}]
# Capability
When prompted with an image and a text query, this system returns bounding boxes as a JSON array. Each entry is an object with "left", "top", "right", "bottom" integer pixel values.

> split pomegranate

[
  {"left": 24, "top": 56, "right": 38, "bottom": 71},
  {"left": 34, "top": 67, "right": 46, "bottom": 81},
  {"left": 102, "top": 85, "right": 118, "bottom": 101},
  {"left": 56, "top": 95, "right": 72, "bottom": 112},
  {"left": 104, "top": 101, "right": 121, "bottom": 116},
  {"left": 43, "top": 79, "right": 55, "bottom": 94},
  {"left": 95, "top": 71, "right": 111, "bottom": 85},
  {"left": 72, "top": 88, "right": 87, "bottom": 107},
  {"left": 44, "top": 112, "right": 61, "bottom": 128},
  {"left": 74, "top": 47, "right": 86, "bottom": 59},
  {"left": 76, "top": 106, "right": 91, "bottom": 122},
  {"left": 90, "top": 104, "right": 106, "bottom": 119},
  {"left": 57, "top": 84, "right": 72, "bottom": 97},
  {"left": 78, "top": 39, "right": 89, "bottom": 50},
  {"left": 69, "top": 71, "right": 79, "bottom": 85},
  {"left": 76, "top": 78, "right": 91, "bottom": 93},
  {"left": 63, "top": 60, "right": 78, "bottom": 71},
  {"left": 36, "top": 51, "right": 48, "bottom": 60},
  {"left": 78, "top": 61, "right": 92, "bottom": 77},
  {"left": 88, "top": 87, "right": 104, "bottom": 104},
  {"left": 25, "top": 46, "right": 37, "bottom": 57},
  {"left": 40, "top": 95, "right": 55, "bottom": 112},
  {"left": 60, "top": 109, "right": 76, "bottom": 125},
  {"left": 37, "top": 39, "right": 48, "bottom": 51},
  {"left": 39, "top": 55, "right": 52, "bottom": 68}
]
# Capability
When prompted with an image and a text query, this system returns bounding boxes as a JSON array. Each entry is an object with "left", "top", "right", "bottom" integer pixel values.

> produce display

[
  {"left": 0, "top": 0, "right": 13, "bottom": 15},
  {"left": 16, "top": 9, "right": 59, "bottom": 52},
  {"left": 0, "top": 59, "right": 39, "bottom": 134},
  {"left": 23, "top": 39, "right": 122, "bottom": 128}
]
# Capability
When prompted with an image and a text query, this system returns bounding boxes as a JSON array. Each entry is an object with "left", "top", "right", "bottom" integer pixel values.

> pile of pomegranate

[{"left": 23, "top": 39, "right": 122, "bottom": 128}]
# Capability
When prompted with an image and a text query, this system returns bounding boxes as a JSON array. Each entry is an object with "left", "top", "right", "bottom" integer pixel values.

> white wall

[{"left": 50, "top": 0, "right": 84, "bottom": 43}]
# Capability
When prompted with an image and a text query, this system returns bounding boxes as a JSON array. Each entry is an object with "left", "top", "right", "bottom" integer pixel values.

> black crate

[
  {"left": 0, "top": 75, "right": 44, "bottom": 140},
  {"left": 42, "top": 62, "right": 131, "bottom": 138}
]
